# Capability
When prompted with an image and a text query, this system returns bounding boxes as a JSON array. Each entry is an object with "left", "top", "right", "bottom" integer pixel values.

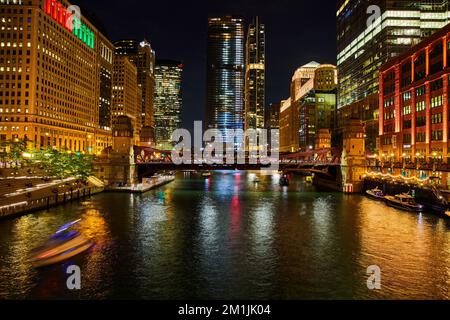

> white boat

[
  {"left": 366, "top": 187, "right": 385, "bottom": 201},
  {"left": 384, "top": 193, "right": 424, "bottom": 212},
  {"left": 202, "top": 172, "right": 212, "bottom": 178},
  {"left": 29, "top": 220, "right": 93, "bottom": 268}
]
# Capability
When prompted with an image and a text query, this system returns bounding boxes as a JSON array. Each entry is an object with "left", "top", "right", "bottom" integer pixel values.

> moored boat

[
  {"left": 280, "top": 175, "right": 290, "bottom": 187},
  {"left": 202, "top": 172, "right": 212, "bottom": 178},
  {"left": 384, "top": 193, "right": 424, "bottom": 212},
  {"left": 366, "top": 187, "right": 385, "bottom": 201}
]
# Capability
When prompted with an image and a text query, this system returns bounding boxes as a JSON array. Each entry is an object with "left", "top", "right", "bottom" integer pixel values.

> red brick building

[{"left": 380, "top": 24, "right": 450, "bottom": 165}]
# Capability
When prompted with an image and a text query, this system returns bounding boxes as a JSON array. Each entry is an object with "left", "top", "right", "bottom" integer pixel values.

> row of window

[{"left": 383, "top": 131, "right": 445, "bottom": 145}]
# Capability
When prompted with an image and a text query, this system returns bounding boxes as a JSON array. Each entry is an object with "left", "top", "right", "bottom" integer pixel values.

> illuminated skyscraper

[
  {"left": 279, "top": 62, "right": 337, "bottom": 152},
  {"left": 115, "top": 39, "right": 156, "bottom": 138},
  {"left": 206, "top": 16, "right": 245, "bottom": 146},
  {"left": 0, "top": 0, "right": 113, "bottom": 154},
  {"left": 245, "top": 17, "right": 265, "bottom": 131},
  {"left": 112, "top": 56, "right": 140, "bottom": 144},
  {"left": 337, "top": 0, "right": 450, "bottom": 152},
  {"left": 154, "top": 60, "right": 183, "bottom": 150}
]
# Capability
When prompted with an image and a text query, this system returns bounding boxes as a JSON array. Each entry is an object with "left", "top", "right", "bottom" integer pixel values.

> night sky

[{"left": 76, "top": 0, "right": 337, "bottom": 133}]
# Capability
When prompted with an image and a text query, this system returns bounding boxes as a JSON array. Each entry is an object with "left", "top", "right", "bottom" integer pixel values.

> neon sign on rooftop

[{"left": 44, "top": 0, "right": 95, "bottom": 49}]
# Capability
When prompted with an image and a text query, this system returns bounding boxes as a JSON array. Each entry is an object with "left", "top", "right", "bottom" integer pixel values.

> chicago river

[{"left": 0, "top": 172, "right": 449, "bottom": 299}]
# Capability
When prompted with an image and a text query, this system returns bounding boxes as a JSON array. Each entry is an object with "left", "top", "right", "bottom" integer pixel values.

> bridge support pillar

[
  {"left": 341, "top": 119, "right": 366, "bottom": 193},
  {"left": 93, "top": 116, "right": 138, "bottom": 187}
]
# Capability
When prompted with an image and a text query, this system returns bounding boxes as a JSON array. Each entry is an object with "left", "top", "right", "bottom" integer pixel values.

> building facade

[
  {"left": 279, "top": 98, "right": 294, "bottom": 153},
  {"left": 337, "top": 0, "right": 450, "bottom": 152},
  {"left": 115, "top": 39, "right": 156, "bottom": 144},
  {"left": 112, "top": 55, "right": 140, "bottom": 144},
  {"left": 154, "top": 59, "right": 182, "bottom": 150},
  {"left": 244, "top": 16, "right": 265, "bottom": 131},
  {"left": 280, "top": 62, "right": 337, "bottom": 153},
  {"left": 0, "top": 0, "right": 114, "bottom": 154},
  {"left": 265, "top": 103, "right": 279, "bottom": 150},
  {"left": 206, "top": 16, "right": 245, "bottom": 147},
  {"left": 380, "top": 23, "right": 450, "bottom": 165},
  {"left": 299, "top": 65, "right": 338, "bottom": 150}
]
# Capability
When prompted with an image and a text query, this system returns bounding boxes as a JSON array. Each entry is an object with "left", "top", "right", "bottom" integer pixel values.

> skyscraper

[
  {"left": 206, "top": 16, "right": 245, "bottom": 147},
  {"left": 245, "top": 17, "right": 265, "bottom": 132},
  {"left": 154, "top": 60, "right": 183, "bottom": 150},
  {"left": 337, "top": 0, "right": 450, "bottom": 152},
  {"left": 0, "top": 0, "right": 114, "bottom": 154},
  {"left": 112, "top": 56, "right": 140, "bottom": 144},
  {"left": 279, "top": 62, "right": 337, "bottom": 153},
  {"left": 114, "top": 39, "right": 156, "bottom": 132}
]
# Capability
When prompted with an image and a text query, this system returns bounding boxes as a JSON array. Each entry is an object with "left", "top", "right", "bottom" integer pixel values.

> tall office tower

[
  {"left": 114, "top": 39, "right": 156, "bottom": 131},
  {"left": 112, "top": 56, "right": 140, "bottom": 144},
  {"left": 244, "top": 17, "right": 265, "bottom": 131},
  {"left": 337, "top": 0, "right": 450, "bottom": 152},
  {"left": 265, "top": 103, "right": 280, "bottom": 132},
  {"left": 265, "top": 103, "right": 280, "bottom": 150},
  {"left": 280, "top": 62, "right": 338, "bottom": 153},
  {"left": 206, "top": 16, "right": 245, "bottom": 147},
  {"left": 280, "top": 62, "right": 318, "bottom": 152},
  {"left": 0, "top": 0, "right": 114, "bottom": 154},
  {"left": 98, "top": 34, "right": 114, "bottom": 133},
  {"left": 154, "top": 60, "right": 183, "bottom": 150},
  {"left": 298, "top": 65, "right": 338, "bottom": 150}
]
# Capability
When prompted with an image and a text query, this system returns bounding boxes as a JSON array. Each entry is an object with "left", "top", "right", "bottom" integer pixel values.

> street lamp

[
  {"left": 432, "top": 152, "right": 438, "bottom": 172},
  {"left": 415, "top": 153, "right": 421, "bottom": 173}
]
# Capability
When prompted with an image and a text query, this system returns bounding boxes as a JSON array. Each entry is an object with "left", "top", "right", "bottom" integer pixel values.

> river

[{"left": 0, "top": 171, "right": 449, "bottom": 299}]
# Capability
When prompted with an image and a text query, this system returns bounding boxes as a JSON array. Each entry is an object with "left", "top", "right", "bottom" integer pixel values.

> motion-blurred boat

[
  {"left": 366, "top": 187, "right": 385, "bottom": 201},
  {"left": 202, "top": 172, "right": 212, "bottom": 178},
  {"left": 384, "top": 193, "right": 424, "bottom": 212},
  {"left": 29, "top": 220, "right": 93, "bottom": 268}
]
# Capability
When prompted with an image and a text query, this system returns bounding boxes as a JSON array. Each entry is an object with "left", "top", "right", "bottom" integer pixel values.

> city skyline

[
  {"left": 1, "top": 0, "right": 450, "bottom": 304},
  {"left": 75, "top": 0, "right": 337, "bottom": 134}
]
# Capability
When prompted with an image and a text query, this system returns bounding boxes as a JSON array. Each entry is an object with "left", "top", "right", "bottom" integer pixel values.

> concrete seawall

[{"left": 0, "top": 186, "right": 104, "bottom": 220}]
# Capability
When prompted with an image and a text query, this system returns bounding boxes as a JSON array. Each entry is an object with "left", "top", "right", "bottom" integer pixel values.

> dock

[{"left": 105, "top": 176, "right": 175, "bottom": 193}]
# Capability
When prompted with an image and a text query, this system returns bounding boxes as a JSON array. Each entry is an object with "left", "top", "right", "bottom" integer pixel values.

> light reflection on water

[{"left": 0, "top": 171, "right": 449, "bottom": 299}]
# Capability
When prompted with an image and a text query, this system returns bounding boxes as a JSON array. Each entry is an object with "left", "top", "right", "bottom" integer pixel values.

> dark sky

[{"left": 76, "top": 0, "right": 337, "bottom": 133}]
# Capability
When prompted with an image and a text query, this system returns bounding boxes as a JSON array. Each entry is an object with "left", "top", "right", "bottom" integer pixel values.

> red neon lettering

[
  {"left": 44, "top": 0, "right": 52, "bottom": 15},
  {"left": 57, "top": 3, "right": 64, "bottom": 26},
  {"left": 51, "top": 0, "right": 57, "bottom": 20}
]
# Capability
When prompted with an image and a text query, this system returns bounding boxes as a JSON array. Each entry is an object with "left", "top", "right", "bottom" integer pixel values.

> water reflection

[{"left": 0, "top": 172, "right": 449, "bottom": 299}]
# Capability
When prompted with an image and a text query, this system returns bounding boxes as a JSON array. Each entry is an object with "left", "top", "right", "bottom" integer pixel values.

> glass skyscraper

[
  {"left": 154, "top": 60, "right": 183, "bottom": 150},
  {"left": 206, "top": 16, "right": 245, "bottom": 147},
  {"left": 337, "top": 0, "right": 450, "bottom": 152}
]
